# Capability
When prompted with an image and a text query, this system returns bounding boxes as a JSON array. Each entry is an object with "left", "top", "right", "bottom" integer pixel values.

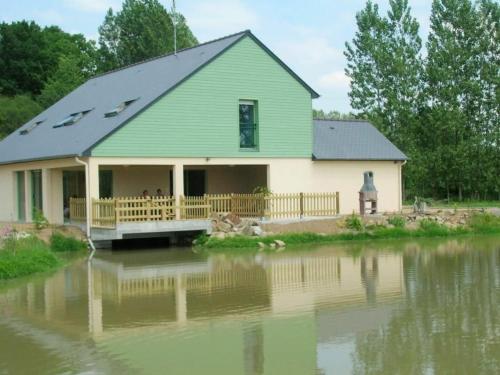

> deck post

[
  {"left": 336, "top": 191, "right": 340, "bottom": 215},
  {"left": 173, "top": 164, "right": 184, "bottom": 220}
]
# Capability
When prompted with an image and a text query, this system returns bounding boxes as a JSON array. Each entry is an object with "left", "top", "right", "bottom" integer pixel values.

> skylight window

[
  {"left": 104, "top": 98, "right": 138, "bottom": 118},
  {"left": 20, "top": 119, "right": 45, "bottom": 135},
  {"left": 53, "top": 109, "right": 92, "bottom": 128}
]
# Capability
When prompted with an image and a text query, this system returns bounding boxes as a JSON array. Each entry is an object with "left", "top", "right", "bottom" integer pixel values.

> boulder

[
  {"left": 274, "top": 240, "right": 286, "bottom": 248},
  {"left": 241, "top": 223, "right": 255, "bottom": 236},
  {"left": 257, "top": 242, "right": 267, "bottom": 249},
  {"left": 213, "top": 221, "right": 232, "bottom": 233},
  {"left": 223, "top": 213, "right": 241, "bottom": 226},
  {"left": 252, "top": 226, "right": 264, "bottom": 237}
]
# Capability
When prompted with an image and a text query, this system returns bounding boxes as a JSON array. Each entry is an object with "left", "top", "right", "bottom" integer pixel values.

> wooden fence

[
  {"left": 69, "top": 197, "right": 86, "bottom": 221},
  {"left": 179, "top": 196, "right": 211, "bottom": 220},
  {"left": 71, "top": 192, "right": 339, "bottom": 228}
]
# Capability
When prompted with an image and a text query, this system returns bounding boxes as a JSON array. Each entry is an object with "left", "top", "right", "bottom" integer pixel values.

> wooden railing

[
  {"left": 70, "top": 192, "right": 340, "bottom": 228},
  {"left": 69, "top": 197, "right": 86, "bottom": 221},
  {"left": 115, "top": 196, "right": 176, "bottom": 223},
  {"left": 92, "top": 198, "right": 115, "bottom": 228},
  {"left": 180, "top": 196, "right": 211, "bottom": 220},
  {"left": 207, "top": 192, "right": 340, "bottom": 219}
]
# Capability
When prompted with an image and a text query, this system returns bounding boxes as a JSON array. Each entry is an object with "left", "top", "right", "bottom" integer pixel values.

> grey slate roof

[
  {"left": 313, "top": 119, "right": 407, "bottom": 161},
  {"left": 0, "top": 30, "right": 318, "bottom": 165}
]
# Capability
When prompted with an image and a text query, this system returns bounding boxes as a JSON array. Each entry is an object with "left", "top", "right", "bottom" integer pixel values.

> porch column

[
  {"left": 173, "top": 163, "right": 184, "bottom": 220},
  {"left": 87, "top": 158, "right": 100, "bottom": 231},
  {"left": 41, "top": 169, "right": 51, "bottom": 221},
  {"left": 88, "top": 159, "right": 100, "bottom": 200},
  {"left": 49, "top": 169, "right": 64, "bottom": 224}
]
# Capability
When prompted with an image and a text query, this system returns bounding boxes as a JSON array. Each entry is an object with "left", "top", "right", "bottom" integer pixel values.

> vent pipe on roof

[{"left": 171, "top": 0, "right": 178, "bottom": 55}]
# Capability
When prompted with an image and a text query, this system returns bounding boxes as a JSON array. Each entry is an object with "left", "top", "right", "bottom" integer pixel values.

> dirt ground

[{"left": 0, "top": 222, "right": 86, "bottom": 243}]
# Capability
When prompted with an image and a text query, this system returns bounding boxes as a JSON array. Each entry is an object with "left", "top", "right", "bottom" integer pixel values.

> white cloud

[
  {"left": 34, "top": 9, "right": 65, "bottom": 25},
  {"left": 318, "top": 71, "right": 351, "bottom": 90},
  {"left": 183, "top": 0, "right": 259, "bottom": 41},
  {"left": 63, "top": 0, "right": 119, "bottom": 13}
]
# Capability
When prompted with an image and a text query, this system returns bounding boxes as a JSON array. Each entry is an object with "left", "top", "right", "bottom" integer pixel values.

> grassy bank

[
  {"left": 0, "top": 233, "right": 87, "bottom": 280},
  {"left": 197, "top": 213, "right": 500, "bottom": 251},
  {"left": 403, "top": 200, "right": 500, "bottom": 208}
]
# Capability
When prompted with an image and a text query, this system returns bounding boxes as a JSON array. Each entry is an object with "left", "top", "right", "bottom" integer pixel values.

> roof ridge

[{"left": 90, "top": 30, "right": 250, "bottom": 80}]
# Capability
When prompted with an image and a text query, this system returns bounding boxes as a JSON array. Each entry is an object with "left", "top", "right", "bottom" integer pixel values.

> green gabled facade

[{"left": 92, "top": 35, "right": 314, "bottom": 158}]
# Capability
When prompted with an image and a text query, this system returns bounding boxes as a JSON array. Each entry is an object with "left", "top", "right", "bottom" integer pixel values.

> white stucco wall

[
  {"left": 91, "top": 157, "right": 402, "bottom": 214},
  {"left": 0, "top": 167, "right": 16, "bottom": 222},
  {"left": 0, "top": 156, "right": 403, "bottom": 223},
  {"left": 105, "top": 165, "right": 171, "bottom": 197},
  {"left": 0, "top": 158, "right": 80, "bottom": 223},
  {"left": 267, "top": 159, "right": 402, "bottom": 214}
]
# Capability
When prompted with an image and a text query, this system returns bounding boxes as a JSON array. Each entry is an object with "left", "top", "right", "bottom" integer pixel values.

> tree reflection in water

[{"left": 352, "top": 242, "right": 500, "bottom": 374}]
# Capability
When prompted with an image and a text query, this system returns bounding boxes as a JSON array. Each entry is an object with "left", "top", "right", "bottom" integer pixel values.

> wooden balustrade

[
  {"left": 179, "top": 196, "right": 211, "bottom": 220},
  {"left": 70, "top": 191, "right": 340, "bottom": 228},
  {"left": 69, "top": 197, "right": 86, "bottom": 221}
]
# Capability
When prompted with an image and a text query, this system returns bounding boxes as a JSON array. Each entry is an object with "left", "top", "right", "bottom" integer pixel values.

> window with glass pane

[{"left": 239, "top": 101, "right": 258, "bottom": 148}]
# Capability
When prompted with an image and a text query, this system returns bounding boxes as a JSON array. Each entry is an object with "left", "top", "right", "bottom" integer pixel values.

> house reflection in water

[{"left": 1, "top": 248, "right": 405, "bottom": 374}]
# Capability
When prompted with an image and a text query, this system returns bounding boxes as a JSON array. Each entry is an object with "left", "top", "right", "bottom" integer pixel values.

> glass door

[
  {"left": 16, "top": 171, "right": 26, "bottom": 221},
  {"left": 31, "top": 170, "right": 43, "bottom": 219}
]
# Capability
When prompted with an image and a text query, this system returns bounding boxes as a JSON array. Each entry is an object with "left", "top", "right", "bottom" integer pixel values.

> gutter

[{"left": 74, "top": 157, "right": 92, "bottom": 239}]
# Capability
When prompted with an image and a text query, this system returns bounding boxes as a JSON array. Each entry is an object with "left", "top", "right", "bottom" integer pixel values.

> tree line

[
  {"left": 0, "top": 0, "right": 197, "bottom": 139},
  {"left": 345, "top": 0, "right": 499, "bottom": 201},
  {"left": 1, "top": 0, "right": 497, "bottom": 201}
]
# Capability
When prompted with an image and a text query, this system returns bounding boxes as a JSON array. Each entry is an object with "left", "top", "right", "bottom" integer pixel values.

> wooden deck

[
  {"left": 70, "top": 192, "right": 339, "bottom": 228},
  {"left": 70, "top": 192, "right": 339, "bottom": 242}
]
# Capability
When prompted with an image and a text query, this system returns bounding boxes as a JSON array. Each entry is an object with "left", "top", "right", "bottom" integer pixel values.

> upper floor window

[{"left": 239, "top": 100, "right": 258, "bottom": 149}]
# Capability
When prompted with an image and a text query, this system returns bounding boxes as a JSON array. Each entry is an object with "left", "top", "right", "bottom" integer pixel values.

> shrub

[
  {"left": 0, "top": 237, "right": 60, "bottom": 280},
  {"left": 345, "top": 213, "right": 363, "bottom": 231},
  {"left": 50, "top": 232, "right": 87, "bottom": 252},
  {"left": 33, "top": 208, "right": 49, "bottom": 230},
  {"left": 467, "top": 213, "right": 500, "bottom": 233},
  {"left": 388, "top": 215, "right": 406, "bottom": 228}
]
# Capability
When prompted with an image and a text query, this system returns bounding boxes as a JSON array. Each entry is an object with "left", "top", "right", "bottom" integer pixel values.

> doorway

[{"left": 184, "top": 170, "right": 206, "bottom": 196}]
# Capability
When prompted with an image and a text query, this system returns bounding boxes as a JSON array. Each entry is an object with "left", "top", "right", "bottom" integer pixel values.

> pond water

[{"left": 0, "top": 236, "right": 499, "bottom": 374}]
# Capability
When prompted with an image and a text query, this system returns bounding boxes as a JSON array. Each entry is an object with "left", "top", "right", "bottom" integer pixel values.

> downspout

[{"left": 75, "top": 157, "right": 96, "bottom": 256}]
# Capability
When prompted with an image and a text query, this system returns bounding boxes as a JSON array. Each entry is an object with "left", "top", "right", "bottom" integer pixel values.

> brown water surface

[{"left": 0, "top": 236, "right": 499, "bottom": 374}]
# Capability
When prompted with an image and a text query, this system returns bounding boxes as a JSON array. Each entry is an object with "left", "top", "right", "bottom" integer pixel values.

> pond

[{"left": 0, "top": 236, "right": 499, "bottom": 374}]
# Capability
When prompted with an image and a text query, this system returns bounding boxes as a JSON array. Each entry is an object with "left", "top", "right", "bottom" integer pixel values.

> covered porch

[{"left": 14, "top": 157, "right": 339, "bottom": 242}]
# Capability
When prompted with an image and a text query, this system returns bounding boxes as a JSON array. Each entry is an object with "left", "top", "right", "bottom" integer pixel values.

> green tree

[
  {"left": 313, "top": 109, "right": 359, "bottom": 120},
  {"left": 0, "top": 22, "right": 97, "bottom": 98},
  {"left": 0, "top": 21, "right": 50, "bottom": 95},
  {"left": 345, "top": 0, "right": 423, "bottom": 148},
  {"left": 37, "top": 55, "right": 87, "bottom": 108},
  {"left": 0, "top": 95, "right": 42, "bottom": 139},
  {"left": 423, "top": 0, "right": 495, "bottom": 200},
  {"left": 97, "top": 0, "right": 198, "bottom": 71}
]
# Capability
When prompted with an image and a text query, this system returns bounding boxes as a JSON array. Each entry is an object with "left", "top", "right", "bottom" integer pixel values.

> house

[{"left": 0, "top": 30, "right": 407, "bottom": 239}]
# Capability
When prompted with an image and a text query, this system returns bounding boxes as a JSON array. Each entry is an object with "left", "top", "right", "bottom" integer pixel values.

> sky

[{"left": 1, "top": 0, "right": 433, "bottom": 113}]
